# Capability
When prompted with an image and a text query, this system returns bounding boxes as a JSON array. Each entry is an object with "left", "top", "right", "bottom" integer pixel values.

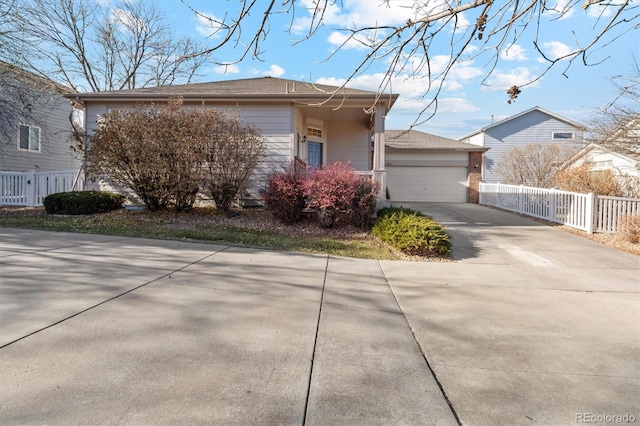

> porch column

[{"left": 372, "top": 105, "right": 386, "bottom": 194}]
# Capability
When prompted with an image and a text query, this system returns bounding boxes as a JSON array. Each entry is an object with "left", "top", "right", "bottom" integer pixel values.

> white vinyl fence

[
  {"left": 0, "top": 170, "right": 84, "bottom": 207},
  {"left": 479, "top": 183, "right": 640, "bottom": 234}
]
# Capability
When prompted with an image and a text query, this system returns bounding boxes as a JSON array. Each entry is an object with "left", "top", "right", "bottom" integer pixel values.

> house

[
  {"left": 458, "top": 106, "right": 586, "bottom": 183},
  {"left": 0, "top": 61, "right": 81, "bottom": 172},
  {"left": 562, "top": 143, "right": 640, "bottom": 197},
  {"left": 385, "top": 130, "right": 488, "bottom": 202},
  {"left": 67, "top": 77, "right": 398, "bottom": 204}
]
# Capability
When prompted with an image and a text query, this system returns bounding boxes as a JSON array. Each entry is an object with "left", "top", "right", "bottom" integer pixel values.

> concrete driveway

[{"left": 1, "top": 203, "right": 638, "bottom": 425}]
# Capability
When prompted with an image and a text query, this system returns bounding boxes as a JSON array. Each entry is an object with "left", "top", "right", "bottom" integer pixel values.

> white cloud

[
  {"left": 293, "top": 0, "right": 458, "bottom": 37},
  {"left": 213, "top": 64, "right": 240, "bottom": 75},
  {"left": 538, "top": 41, "right": 573, "bottom": 61},
  {"left": 111, "top": 8, "right": 145, "bottom": 32},
  {"left": 585, "top": 3, "right": 615, "bottom": 18},
  {"left": 327, "top": 31, "right": 374, "bottom": 50},
  {"left": 195, "top": 12, "right": 223, "bottom": 38},
  {"left": 500, "top": 44, "right": 528, "bottom": 61},
  {"left": 263, "top": 64, "right": 286, "bottom": 77},
  {"left": 483, "top": 67, "right": 540, "bottom": 91},
  {"left": 544, "top": 0, "right": 575, "bottom": 20}
]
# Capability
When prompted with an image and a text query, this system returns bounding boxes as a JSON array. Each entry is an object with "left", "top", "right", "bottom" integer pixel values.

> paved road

[{"left": 0, "top": 203, "right": 638, "bottom": 425}]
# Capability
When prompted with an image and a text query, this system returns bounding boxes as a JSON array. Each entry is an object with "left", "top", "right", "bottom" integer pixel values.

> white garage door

[{"left": 386, "top": 166, "right": 468, "bottom": 202}]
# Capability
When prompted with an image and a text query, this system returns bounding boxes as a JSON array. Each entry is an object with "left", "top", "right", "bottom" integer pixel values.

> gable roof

[
  {"left": 386, "top": 129, "right": 488, "bottom": 151},
  {"left": 67, "top": 77, "right": 398, "bottom": 108},
  {"left": 0, "top": 60, "right": 75, "bottom": 94},
  {"left": 458, "top": 106, "right": 585, "bottom": 140},
  {"left": 564, "top": 143, "right": 640, "bottom": 169}
]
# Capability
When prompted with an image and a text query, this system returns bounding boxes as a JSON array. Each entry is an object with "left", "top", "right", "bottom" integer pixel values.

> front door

[{"left": 307, "top": 141, "right": 322, "bottom": 167}]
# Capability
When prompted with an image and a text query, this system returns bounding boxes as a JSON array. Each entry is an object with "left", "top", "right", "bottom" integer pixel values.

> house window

[
  {"left": 307, "top": 127, "right": 322, "bottom": 139},
  {"left": 552, "top": 132, "right": 574, "bottom": 140},
  {"left": 18, "top": 125, "right": 41, "bottom": 152},
  {"left": 591, "top": 160, "right": 613, "bottom": 170}
]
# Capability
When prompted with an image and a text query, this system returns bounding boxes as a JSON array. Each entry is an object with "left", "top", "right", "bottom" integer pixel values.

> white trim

[{"left": 17, "top": 124, "right": 42, "bottom": 153}]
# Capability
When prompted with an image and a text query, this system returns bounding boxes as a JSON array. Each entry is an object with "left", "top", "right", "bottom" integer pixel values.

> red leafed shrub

[
  {"left": 303, "top": 162, "right": 362, "bottom": 228},
  {"left": 350, "top": 177, "right": 379, "bottom": 229},
  {"left": 263, "top": 167, "right": 307, "bottom": 224}
]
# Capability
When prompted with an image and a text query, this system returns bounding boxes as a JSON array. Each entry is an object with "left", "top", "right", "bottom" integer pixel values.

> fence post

[
  {"left": 549, "top": 188, "right": 556, "bottom": 222},
  {"left": 25, "top": 171, "right": 35, "bottom": 207},
  {"left": 585, "top": 192, "right": 595, "bottom": 235},
  {"left": 519, "top": 185, "right": 524, "bottom": 214}
]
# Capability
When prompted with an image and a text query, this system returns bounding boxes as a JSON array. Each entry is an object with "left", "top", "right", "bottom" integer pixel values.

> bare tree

[
  {"left": 497, "top": 143, "right": 578, "bottom": 187},
  {"left": 586, "top": 63, "right": 640, "bottom": 156},
  {"left": 0, "top": 0, "right": 19, "bottom": 60},
  {"left": 181, "top": 0, "right": 639, "bottom": 124},
  {"left": 11, "top": 0, "right": 210, "bottom": 92}
]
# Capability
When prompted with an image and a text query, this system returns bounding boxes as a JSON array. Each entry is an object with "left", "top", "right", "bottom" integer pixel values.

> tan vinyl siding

[
  {"left": 83, "top": 101, "right": 293, "bottom": 200},
  {"left": 386, "top": 151, "right": 468, "bottom": 166},
  {"left": 326, "top": 121, "right": 370, "bottom": 170}
]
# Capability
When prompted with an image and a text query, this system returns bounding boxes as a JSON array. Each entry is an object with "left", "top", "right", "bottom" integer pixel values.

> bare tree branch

[
  {"left": 7, "top": 0, "right": 212, "bottom": 92},
  {"left": 180, "top": 0, "right": 639, "bottom": 125}
]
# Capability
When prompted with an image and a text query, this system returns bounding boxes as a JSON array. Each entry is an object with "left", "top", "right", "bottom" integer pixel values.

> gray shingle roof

[
  {"left": 386, "top": 129, "right": 488, "bottom": 151},
  {"left": 71, "top": 77, "right": 387, "bottom": 99}
]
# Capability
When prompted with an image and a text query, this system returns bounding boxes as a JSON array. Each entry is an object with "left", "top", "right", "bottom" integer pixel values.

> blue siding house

[
  {"left": 0, "top": 61, "right": 81, "bottom": 172},
  {"left": 458, "top": 106, "right": 586, "bottom": 183}
]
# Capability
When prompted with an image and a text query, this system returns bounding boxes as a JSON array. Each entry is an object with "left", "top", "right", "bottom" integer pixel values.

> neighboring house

[
  {"left": 385, "top": 130, "right": 488, "bottom": 202},
  {"left": 67, "top": 77, "right": 398, "bottom": 205},
  {"left": 0, "top": 61, "right": 81, "bottom": 172},
  {"left": 562, "top": 143, "right": 640, "bottom": 197},
  {"left": 458, "top": 106, "right": 586, "bottom": 183}
]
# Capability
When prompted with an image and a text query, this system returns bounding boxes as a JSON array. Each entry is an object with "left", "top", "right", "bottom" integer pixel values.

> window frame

[
  {"left": 17, "top": 124, "right": 42, "bottom": 152},
  {"left": 552, "top": 131, "right": 574, "bottom": 140}
]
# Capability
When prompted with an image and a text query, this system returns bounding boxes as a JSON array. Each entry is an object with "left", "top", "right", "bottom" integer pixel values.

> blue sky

[{"left": 162, "top": 0, "right": 638, "bottom": 139}]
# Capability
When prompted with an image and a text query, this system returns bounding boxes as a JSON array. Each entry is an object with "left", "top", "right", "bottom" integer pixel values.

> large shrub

[
  {"left": 497, "top": 143, "right": 577, "bottom": 188},
  {"left": 303, "top": 162, "right": 362, "bottom": 228},
  {"left": 263, "top": 167, "right": 307, "bottom": 224},
  {"left": 43, "top": 191, "right": 125, "bottom": 215},
  {"left": 617, "top": 214, "right": 640, "bottom": 244},
  {"left": 555, "top": 164, "right": 624, "bottom": 196},
  {"left": 373, "top": 208, "right": 451, "bottom": 256},
  {"left": 88, "top": 100, "right": 204, "bottom": 211},
  {"left": 87, "top": 101, "right": 265, "bottom": 212},
  {"left": 200, "top": 110, "right": 265, "bottom": 212},
  {"left": 350, "top": 177, "right": 379, "bottom": 229}
]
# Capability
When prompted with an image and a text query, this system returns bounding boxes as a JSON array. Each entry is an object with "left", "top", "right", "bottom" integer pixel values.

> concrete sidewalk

[
  {"left": 1, "top": 202, "right": 639, "bottom": 425},
  {"left": 0, "top": 228, "right": 455, "bottom": 425}
]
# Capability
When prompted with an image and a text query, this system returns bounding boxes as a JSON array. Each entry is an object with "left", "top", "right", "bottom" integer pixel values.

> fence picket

[
  {"left": 0, "top": 170, "right": 83, "bottom": 207},
  {"left": 479, "top": 183, "right": 639, "bottom": 235}
]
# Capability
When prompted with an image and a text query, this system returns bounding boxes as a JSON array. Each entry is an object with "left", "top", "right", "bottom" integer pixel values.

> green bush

[
  {"left": 372, "top": 209, "right": 451, "bottom": 256},
  {"left": 376, "top": 206, "right": 423, "bottom": 219},
  {"left": 43, "top": 191, "right": 125, "bottom": 215}
]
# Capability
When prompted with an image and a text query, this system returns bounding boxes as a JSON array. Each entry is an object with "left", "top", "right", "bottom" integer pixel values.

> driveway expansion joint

[
  {"left": 377, "top": 260, "right": 463, "bottom": 426},
  {"left": 0, "top": 246, "right": 230, "bottom": 351}
]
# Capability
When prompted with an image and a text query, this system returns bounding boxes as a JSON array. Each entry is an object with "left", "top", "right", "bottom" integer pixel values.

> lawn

[{"left": 0, "top": 206, "right": 402, "bottom": 260}]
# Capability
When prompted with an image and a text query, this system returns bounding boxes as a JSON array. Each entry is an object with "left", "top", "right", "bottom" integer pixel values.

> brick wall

[{"left": 468, "top": 151, "right": 484, "bottom": 203}]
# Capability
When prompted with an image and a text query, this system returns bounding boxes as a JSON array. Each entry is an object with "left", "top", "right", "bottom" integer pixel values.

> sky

[{"left": 159, "top": 0, "right": 639, "bottom": 140}]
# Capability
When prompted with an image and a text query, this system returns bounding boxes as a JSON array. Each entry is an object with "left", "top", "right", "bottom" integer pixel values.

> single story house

[
  {"left": 385, "top": 130, "right": 488, "bottom": 203},
  {"left": 458, "top": 106, "right": 586, "bottom": 183},
  {"left": 67, "top": 77, "right": 398, "bottom": 204},
  {"left": 562, "top": 143, "right": 639, "bottom": 197}
]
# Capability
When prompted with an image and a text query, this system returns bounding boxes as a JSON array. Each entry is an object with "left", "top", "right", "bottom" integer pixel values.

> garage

[
  {"left": 384, "top": 130, "right": 487, "bottom": 203},
  {"left": 386, "top": 165, "right": 468, "bottom": 202}
]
